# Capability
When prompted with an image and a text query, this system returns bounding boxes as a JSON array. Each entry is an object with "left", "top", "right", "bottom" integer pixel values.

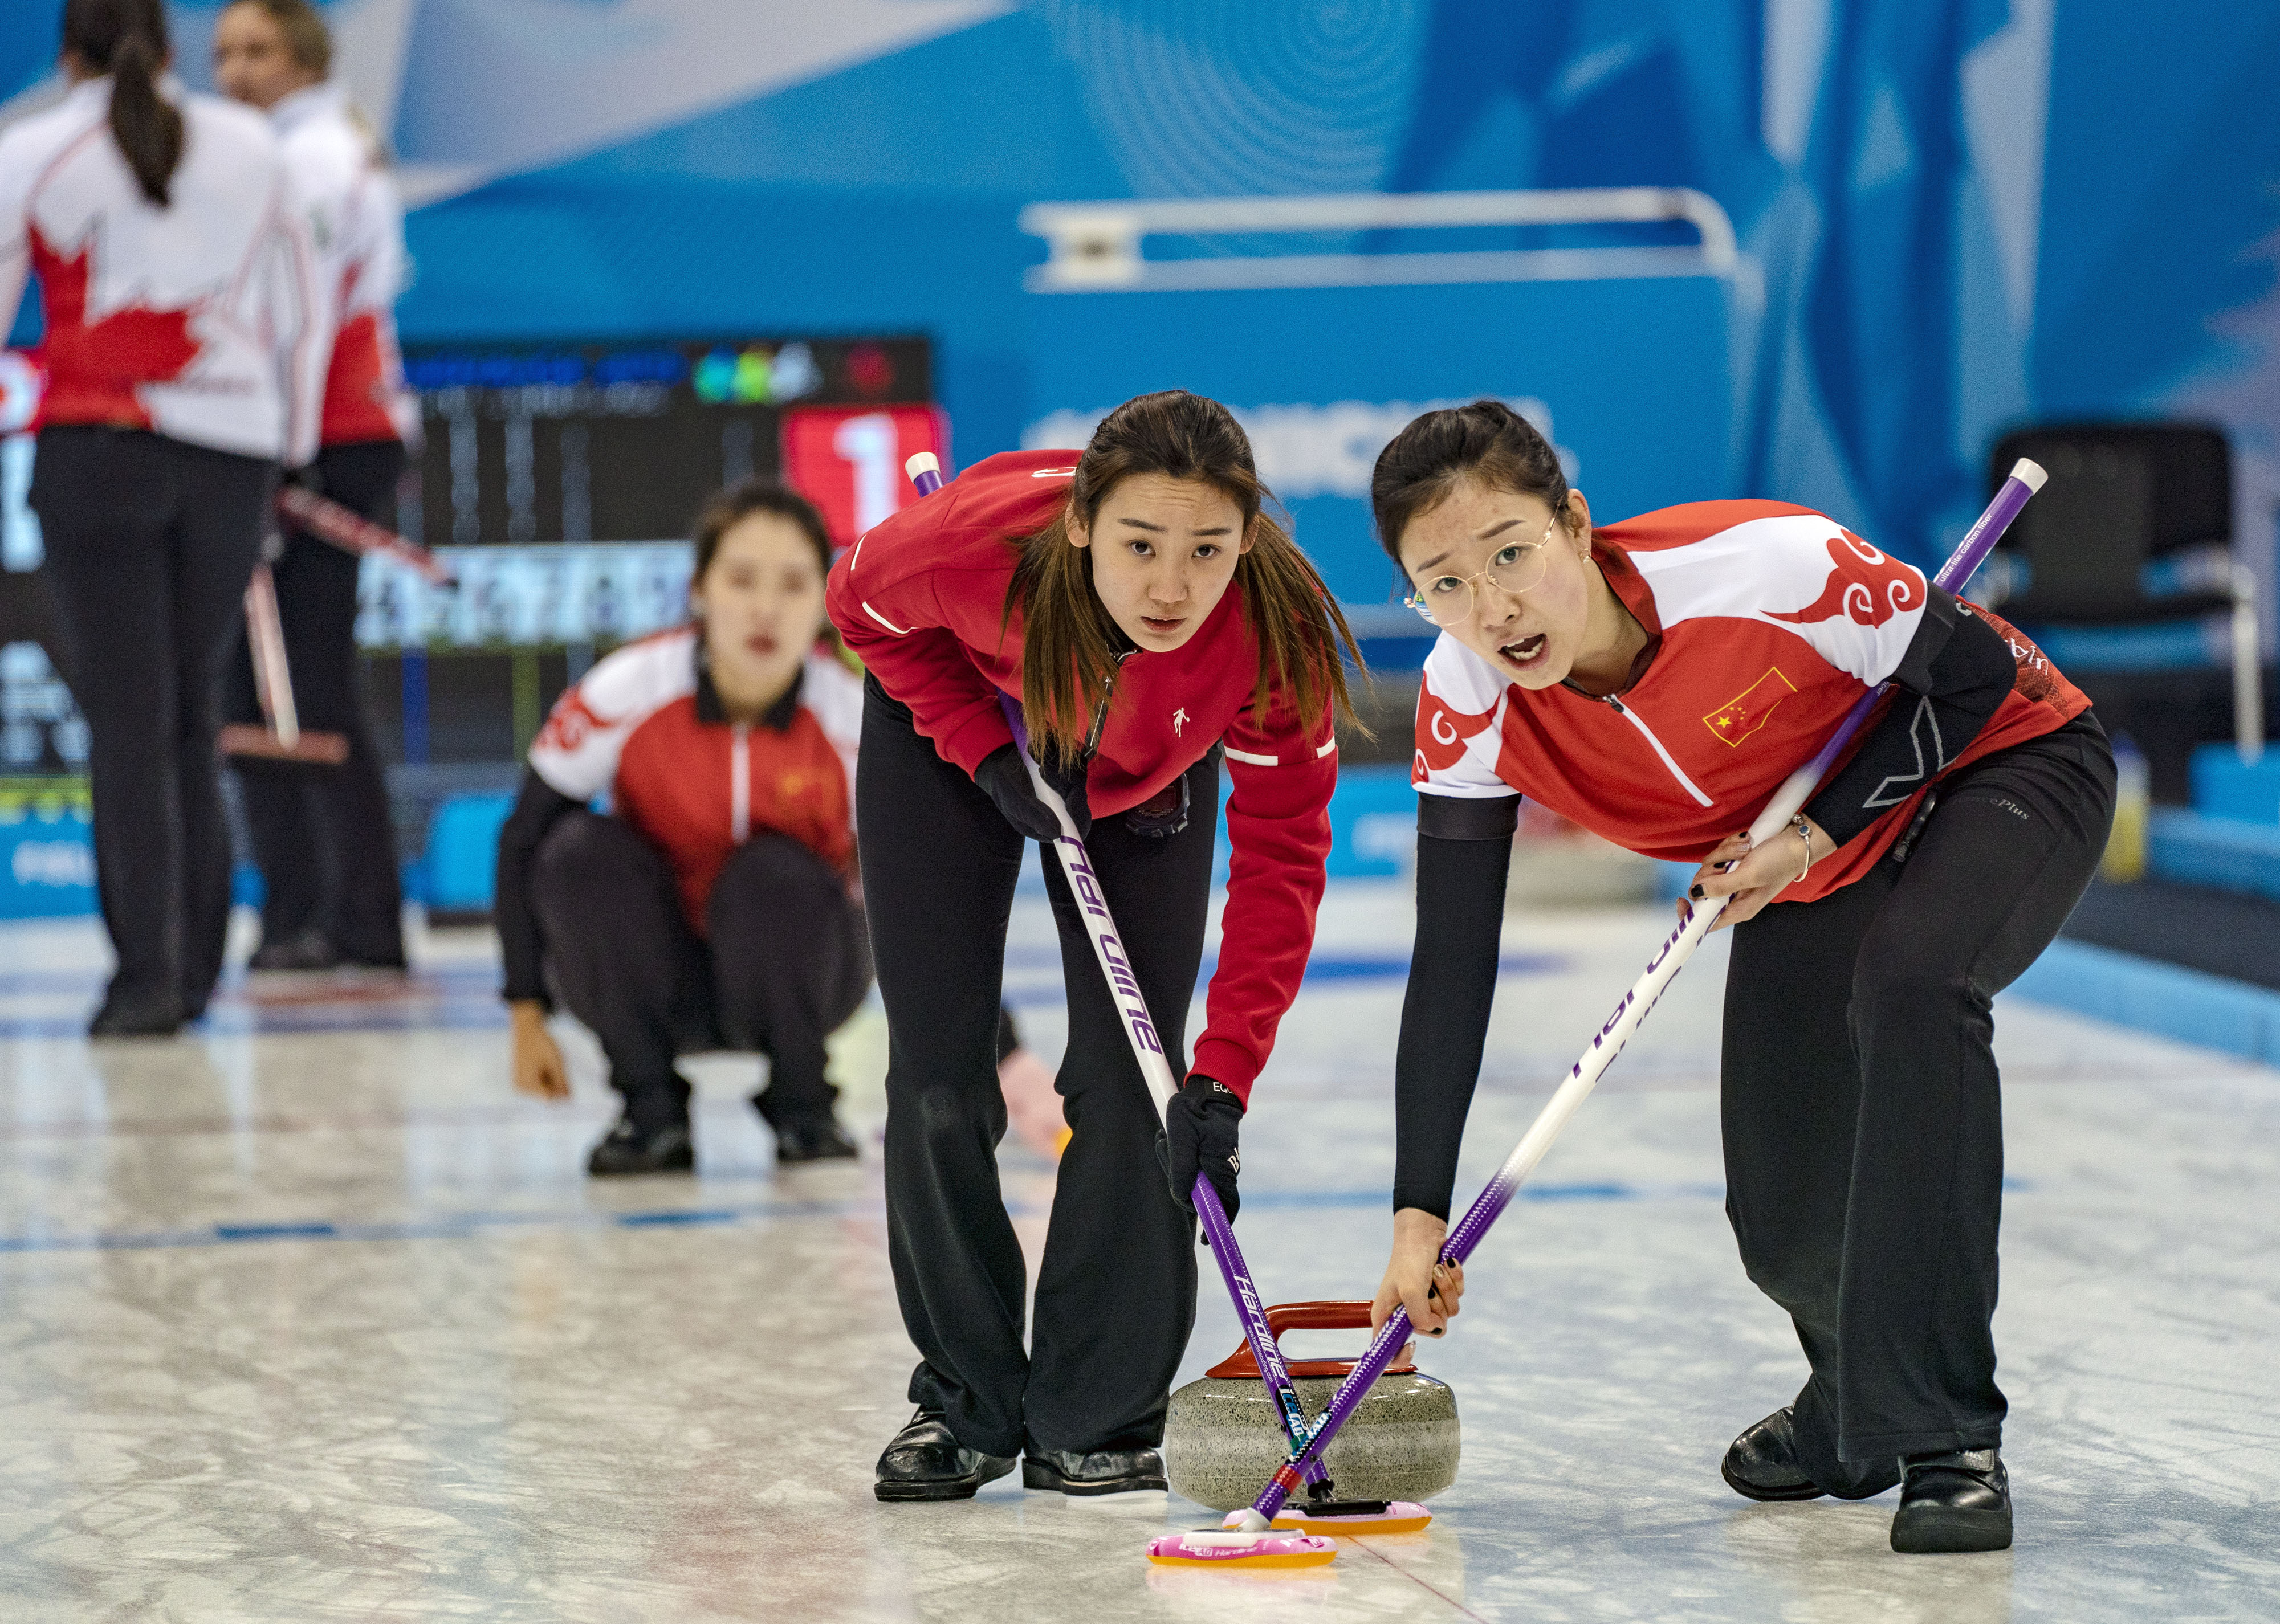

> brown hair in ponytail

[
  {"left": 64, "top": 0, "right": 184, "bottom": 207},
  {"left": 1005, "top": 389, "right": 1367, "bottom": 766}
]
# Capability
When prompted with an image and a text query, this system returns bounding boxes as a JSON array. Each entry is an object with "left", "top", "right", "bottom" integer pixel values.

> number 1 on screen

[{"left": 833, "top": 413, "right": 901, "bottom": 536}]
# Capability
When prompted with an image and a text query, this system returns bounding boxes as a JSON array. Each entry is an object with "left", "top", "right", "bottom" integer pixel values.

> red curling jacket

[
  {"left": 827, "top": 449, "right": 1337, "bottom": 1102},
  {"left": 1414, "top": 500, "right": 2091, "bottom": 900}
]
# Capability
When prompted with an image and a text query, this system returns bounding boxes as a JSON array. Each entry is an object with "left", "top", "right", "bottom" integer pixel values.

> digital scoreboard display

[{"left": 398, "top": 334, "right": 937, "bottom": 550}]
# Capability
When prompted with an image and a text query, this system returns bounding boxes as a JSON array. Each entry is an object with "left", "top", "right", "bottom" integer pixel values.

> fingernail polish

[{"left": 1689, "top": 884, "right": 1704, "bottom": 900}]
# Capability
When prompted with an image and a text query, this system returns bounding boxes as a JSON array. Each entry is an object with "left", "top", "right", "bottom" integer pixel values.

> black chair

[{"left": 1984, "top": 422, "right": 2261, "bottom": 762}]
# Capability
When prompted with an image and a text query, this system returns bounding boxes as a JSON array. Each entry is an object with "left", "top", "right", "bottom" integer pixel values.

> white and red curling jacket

[
  {"left": 0, "top": 76, "right": 323, "bottom": 463},
  {"left": 528, "top": 627, "right": 863, "bottom": 923},
  {"left": 827, "top": 448, "right": 1338, "bottom": 1101},
  {"left": 268, "top": 82, "right": 414, "bottom": 448},
  {"left": 1414, "top": 500, "right": 2090, "bottom": 902}
]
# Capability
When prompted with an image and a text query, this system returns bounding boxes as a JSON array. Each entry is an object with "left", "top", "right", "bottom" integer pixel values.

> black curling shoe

[
  {"left": 1721, "top": 1407, "right": 1903, "bottom": 1502},
  {"left": 771, "top": 1115, "right": 860, "bottom": 1164},
  {"left": 585, "top": 1119, "right": 695, "bottom": 1176},
  {"left": 874, "top": 1409, "right": 1017, "bottom": 1502},
  {"left": 248, "top": 928, "right": 339, "bottom": 972},
  {"left": 1721, "top": 1407, "right": 1825, "bottom": 1501},
  {"left": 1891, "top": 1448, "right": 2012, "bottom": 1553},
  {"left": 1023, "top": 1445, "right": 1168, "bottom": 1496},
  {"left": 87, "top": 991, "right": 184, "bottom": 1039}
]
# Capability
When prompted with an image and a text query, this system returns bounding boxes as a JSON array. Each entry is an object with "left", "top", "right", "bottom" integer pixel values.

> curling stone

[{"left": 1163, "top": 1300, "right": 1460, "bottom": 1514}]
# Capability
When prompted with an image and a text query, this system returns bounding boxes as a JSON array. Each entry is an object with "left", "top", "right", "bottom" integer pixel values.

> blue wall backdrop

[{"left": 3, "top": 1, "right": 2277, "bottom": 612}]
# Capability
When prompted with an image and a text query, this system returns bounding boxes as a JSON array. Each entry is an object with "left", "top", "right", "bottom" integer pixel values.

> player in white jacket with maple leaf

[{"left": 0, "top": 0, "right": 322, "bottom": 1035}]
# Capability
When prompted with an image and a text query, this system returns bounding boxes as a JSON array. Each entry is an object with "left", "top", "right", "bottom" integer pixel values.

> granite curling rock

[{"left": 1163, "top": 1300, "right": 1460, "bottom": 1513}]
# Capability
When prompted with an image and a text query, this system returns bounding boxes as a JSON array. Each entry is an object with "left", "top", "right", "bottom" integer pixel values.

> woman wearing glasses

[{"left": 1368, "top": 401, "right": 2112, "bottom": 1555}]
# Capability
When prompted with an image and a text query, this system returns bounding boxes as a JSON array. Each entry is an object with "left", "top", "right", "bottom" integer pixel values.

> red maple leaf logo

[
  {"left": 1768, "top": 534, "right": 1924, "bottom": 629},
  {"left": 29, "top": 231, "right": 200, "bottom": 427}
]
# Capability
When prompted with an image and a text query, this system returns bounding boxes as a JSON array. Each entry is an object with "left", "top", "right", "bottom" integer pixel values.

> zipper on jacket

[
  {"left": 730, "top": 724, "right": 751, "bottom": 842},
  {"left": 1597, "top": 695, "right": 1713, "bottom": 808},
  {"left": 1075, "top": 650, "right": 1133, "bottom": 762}
]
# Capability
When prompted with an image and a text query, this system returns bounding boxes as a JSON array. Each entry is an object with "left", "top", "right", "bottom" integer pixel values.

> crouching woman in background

[{"left": 494, "top": 483, "right": 870, "bottom": 1172}]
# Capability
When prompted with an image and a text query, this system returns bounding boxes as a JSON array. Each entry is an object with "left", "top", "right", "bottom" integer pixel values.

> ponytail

[
  {"left": 64, "top": 0, "right": 184, "bottom": 207},
  {"left": 1004, "top": 390, "right": 1367, "bottom": 765}
]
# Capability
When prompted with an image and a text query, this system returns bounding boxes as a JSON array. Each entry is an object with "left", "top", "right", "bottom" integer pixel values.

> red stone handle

[{"left": 1204, "top": 1300, "right": 1416, "bottom": 1380}]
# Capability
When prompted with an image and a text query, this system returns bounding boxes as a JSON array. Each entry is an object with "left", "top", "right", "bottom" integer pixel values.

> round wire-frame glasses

[{"left": 1403, "top": 517, "right": 1557, "bottom": 627}]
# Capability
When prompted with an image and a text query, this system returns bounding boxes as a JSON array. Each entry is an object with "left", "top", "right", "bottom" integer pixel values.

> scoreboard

[
  {"left": 400, "top": 333, "right": 939, "bottom": 552},
  {"left": 371, "top": 334, "right": 945, "bottom": 652},
  {"left": 0, "top": 334, "right": 950, "bottom": 781}
]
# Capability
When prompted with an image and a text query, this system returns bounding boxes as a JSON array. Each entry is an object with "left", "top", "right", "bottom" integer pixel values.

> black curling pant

[
  {"left": 1721, "top": 713, "right": 2114, "bottom": 1485},
  {"left": 31, "top": 427, "right": 275, "bottom": 1017},
  {"left": 225, "top": 440, "right": 408, "bottom": 964},
  {"left": 859, "top": 675, "right": 1215, "bottom": 1459},
  {"left": 530, "top": 811, "right": 871, "bottom": 1129}
]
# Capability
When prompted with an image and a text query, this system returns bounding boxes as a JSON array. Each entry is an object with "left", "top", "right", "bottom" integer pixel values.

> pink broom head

[{"left": 1145, "top": 1530, "right": 1337, "bottom": 1569}]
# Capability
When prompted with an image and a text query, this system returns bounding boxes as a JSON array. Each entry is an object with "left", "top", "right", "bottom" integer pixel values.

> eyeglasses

[{"left": 1403, "top": 519, "right": 1557, "bottom": 627}]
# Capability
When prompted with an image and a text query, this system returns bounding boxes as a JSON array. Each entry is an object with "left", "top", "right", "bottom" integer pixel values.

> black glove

[
  {"left": 1161, "top": 1074, "right": 1243, "bottom": 1223},
  {"left": 975, "top": 742, "right": 1090, "bottom": 843}
]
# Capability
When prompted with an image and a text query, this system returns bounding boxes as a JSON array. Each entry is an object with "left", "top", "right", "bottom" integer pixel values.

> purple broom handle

[{"left": 1240, "top": 462, "right": 2049, "bottom": 1527}]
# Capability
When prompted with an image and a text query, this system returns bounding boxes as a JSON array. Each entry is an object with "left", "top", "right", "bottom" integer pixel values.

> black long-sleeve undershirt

[
  {"left": 494, "top": 768, "right": 583, "bottom": 1008},
  {"left": 1390, "top": 589, "right": 2023, "bottom": 1219},
  {"left": 1393, "top": 797, "right": 1518, "bottom": 1219}
]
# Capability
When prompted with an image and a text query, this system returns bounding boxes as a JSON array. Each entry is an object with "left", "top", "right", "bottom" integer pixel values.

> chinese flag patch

[{"left": 1702, "top": 667, "right": 1797, "bottom": 748}]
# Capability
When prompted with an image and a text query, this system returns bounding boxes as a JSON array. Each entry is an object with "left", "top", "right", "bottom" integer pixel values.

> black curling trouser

[
  {"left": 859, "top": 675, "right": 1216, "bottom": 1459},
  {"left": 225, "top": 440, "right": 409, "bottom": 964},
  {"left": 1721, "top": 713, "right": 2115, "bottom": 1487},
  {"left": 32, "top": 427, "right": 276, "bottom": 1017},
  {"left": 530, "top": 811, "right": 872, "bottom": 1129}
]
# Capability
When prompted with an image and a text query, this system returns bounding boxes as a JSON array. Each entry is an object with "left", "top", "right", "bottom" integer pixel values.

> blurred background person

[
  {"left": 494, "top": 482, "right": 869, "bottom": 1173},
  {"left": 214, "top": 0, "right": 414, "bottom": 973},
  {"left": 0, "top": 0, "right": 320, "bottom": 1037}
]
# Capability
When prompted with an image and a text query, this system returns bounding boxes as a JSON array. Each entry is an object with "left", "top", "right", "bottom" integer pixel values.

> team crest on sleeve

[
  {"left": 1702, "top": 667, "right": 1797, "bottom": 748},
  {"left": 1413, "top": 686, "right": 1499, "bottom": 781},
  {"left": 1769, "top": 535, "right": 1923, "bottom": 629},
  {"left": 535, "top": 688, "right": 602, "bottom": 754}
]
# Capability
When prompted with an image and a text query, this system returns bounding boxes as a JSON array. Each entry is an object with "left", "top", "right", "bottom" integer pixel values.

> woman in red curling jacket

[
  {"left": 1369, "top": 403, "right": 2112, "bottom": 1556},
  {"left": 829, "top": 391, "right": 1362, "bottom": 1503},
  {"left": 494, "top": 483, "right": 869, "bottom": 1173}
]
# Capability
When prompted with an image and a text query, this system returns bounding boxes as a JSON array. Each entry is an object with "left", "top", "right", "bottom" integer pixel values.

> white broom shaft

[
  {"left": 1478, "top": 768, "right": 1814, "bottom": 1199},
  {"left": 245, "top": 564, "right": 300, "bottom": 750},
  {"left": 1028, "top": 786, "right": 1181, "bottom": 1124}
]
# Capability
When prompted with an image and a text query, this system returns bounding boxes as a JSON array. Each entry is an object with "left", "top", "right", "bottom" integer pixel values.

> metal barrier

[{"left": 1020, "top": 187, "right": 1741, "bottom": 293}]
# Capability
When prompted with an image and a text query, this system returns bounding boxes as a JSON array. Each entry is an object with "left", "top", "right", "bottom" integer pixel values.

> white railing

[{"left": 1020, "top": 187, "right": 1741, "bottom": 293}]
